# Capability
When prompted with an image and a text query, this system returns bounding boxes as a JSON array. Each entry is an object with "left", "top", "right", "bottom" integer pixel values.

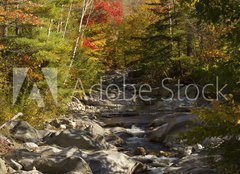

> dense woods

[{"left": 0, "top": 0, "right": 240, "bottom": 173}]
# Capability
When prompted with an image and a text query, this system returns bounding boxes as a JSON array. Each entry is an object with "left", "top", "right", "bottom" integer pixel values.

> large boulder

[
  {"left": 5, "top": 149, "right": 39, "bottom": 171},
  {"left": 146, "top": 113, "right": 197, "bottom": 144},
  {"left": 81, "top": 150, "right": 144, "bottom": 174},
  {"left": 5, "top": 146, "right": 92, "bottom": 174},
  {"left": 9, "top": 121, "right": 40, "bottom": 143},
  {"left": 46, "top": 129, "right": 111, "bottom": 150},
  {"left": 34, "top": 156, "right": 92, "bottom": 174}
]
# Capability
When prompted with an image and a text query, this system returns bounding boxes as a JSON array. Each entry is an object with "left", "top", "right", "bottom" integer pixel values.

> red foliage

[
  {"left": 83, "top": 37, "right": 98, "bottom": 50},
  {"left": 91, "top": 0, "right": 123, "bottom": 25}
]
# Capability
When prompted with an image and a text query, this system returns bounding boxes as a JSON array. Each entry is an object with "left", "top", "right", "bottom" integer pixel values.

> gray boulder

[
  {"left": 9, "top": 121, "right": 40, "bottom": 143},
  {"left": 146, "top": 113, "right": 197, "bottom": 143},
  {"left": 34, "top": 156, "right": 92, "bottom": 174},
  {"left": 5, "top": 146, "right": 92, "bottom": 174},
  {"left": 81, "top": 150, "right": 144, "bottom": 174},
  {"left": 46, "top": 129, "right": 111, "bottom": 150},
  {"left": 33, "top": 147, "right": 92, "bottom": 174}
]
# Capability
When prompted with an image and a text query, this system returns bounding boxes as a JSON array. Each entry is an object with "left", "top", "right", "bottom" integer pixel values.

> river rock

[
  {"left": 34, "top": 155, "right": 92, "bottom": 174},
  {"left": 74, "top": 119, "right": 105, "bottom": 137},
  {"left": 81, "top": 150, "right": 145, "bottom": 174},
  {"left": 46, "top": 129, "right": 111, "bottom": 150},
  {"left": 5, "top": 149, "right": 39, "bottom": 170},
  {"left": 9, "top": 121, "right": 40, "bottom": 143},
  {"left": 146, "top": 113, "right": 197, "bottom": 143},
  {"left": 5, "top": 146, "right": 92, "bottom": 174}
]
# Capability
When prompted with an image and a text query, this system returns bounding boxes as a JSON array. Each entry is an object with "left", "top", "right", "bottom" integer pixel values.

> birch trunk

[
  {"left": 63, "top": 1, "right": 73, "bottom": 38},
  {"left": 47, "top": 19, "right": 54, "bottom": 39},
  {"left": 64, "top": 0, "right": 93, "bottom": 85}
]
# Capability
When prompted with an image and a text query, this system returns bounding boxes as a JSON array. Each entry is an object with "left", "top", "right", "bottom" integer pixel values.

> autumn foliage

[
  {"left": 0, "top": 1, "right": 41, "bottom": 26},
  {"left": 92, "top": 0, "right": 123, "bottom": 24}
]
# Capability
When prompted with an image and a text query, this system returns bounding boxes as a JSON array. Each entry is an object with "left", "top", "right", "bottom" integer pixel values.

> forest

[{"left": 0, "top": 0, "right": 240, "bottom": 174}]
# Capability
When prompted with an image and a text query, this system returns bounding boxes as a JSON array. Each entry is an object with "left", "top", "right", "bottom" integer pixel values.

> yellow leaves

[
  {"left": 237, "top": 120, "right": 240, "bottom": 125},
  {"left": 202, "top": 49, "right": 230, "bottom": 62}
]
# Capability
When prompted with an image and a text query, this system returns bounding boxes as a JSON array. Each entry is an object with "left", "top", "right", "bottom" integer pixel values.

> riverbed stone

[
  {"left": 46, "top": 129, "right": 110, "bottom": 150},
  {"left": 9, "top": 121, "right": 40, "bottom": 143}
]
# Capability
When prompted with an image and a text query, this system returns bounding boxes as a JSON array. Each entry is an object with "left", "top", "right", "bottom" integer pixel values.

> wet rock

[
  {"left": 46, "top": 129, "right": 111, "bottom": 150},
  {"left": 0, "top": 158, "right": 7, "bottom": 174},
  {"left": 9, "top": 121, "right": 40, "bottom": 143}
]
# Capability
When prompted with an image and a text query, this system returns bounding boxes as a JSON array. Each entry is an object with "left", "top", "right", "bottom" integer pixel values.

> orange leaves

[
  {"left": 0, "top": 1, "right": 41, "bottom": 26},
  {"left": 6, "top": 10, "right": 41, "bottom": 25}
]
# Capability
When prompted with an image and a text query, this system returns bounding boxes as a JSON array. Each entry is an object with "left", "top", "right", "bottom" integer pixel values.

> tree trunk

[
  {"left": 3, "top": 6, "right": 9, "bottom": 37},
  {"left": 63, "top": 1, "right": 73, "bottom": 38},
  {"left": 47, "top": 19, "right": 54, "bottom": 39},
  {"left": 64, "top": 0, "right": 94, "bottom": 85}
]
